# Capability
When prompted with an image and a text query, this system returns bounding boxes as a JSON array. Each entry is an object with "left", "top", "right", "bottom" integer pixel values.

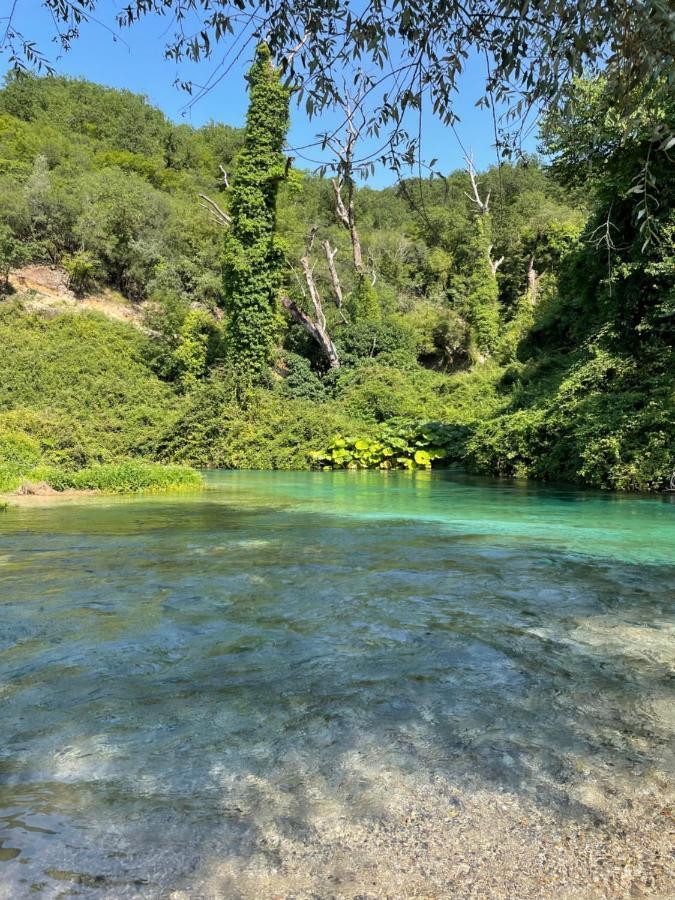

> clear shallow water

[{"left": 0, "top": 470, "right": 674, "bottom": 897}]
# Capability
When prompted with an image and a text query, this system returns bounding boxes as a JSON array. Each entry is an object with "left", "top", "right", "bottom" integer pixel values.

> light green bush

[{"left": 60, "top": 461, "right": 203, "bottom": 493}]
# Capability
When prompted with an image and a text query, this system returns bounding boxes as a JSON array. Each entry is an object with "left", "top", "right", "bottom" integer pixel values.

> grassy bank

[
  {"left": 0, "top": 460, "right": 203, "bottom": 496},
  {"left": 0, "top": 303, "right": 204, "bottom": 496}
]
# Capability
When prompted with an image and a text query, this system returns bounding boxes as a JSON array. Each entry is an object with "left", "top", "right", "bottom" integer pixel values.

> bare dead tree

[
  {"left": 280, "top": 295, "right": 340, "bottom": 368},
  {"left": 487, "top": 247, "right": 505, "bottom": 276},
  {"left": 464, "top": 152, "right": 491, "bottom": 215},
  {"left": 327, "top": 96, "right": 367, "bottom": 276},
  {"left": 366, "top": 249, "right": 378, "bottom": 286},
  {"left": 527, "top": 255, "right": 542, "bottom": 306},
  {"left": 464, "top": 153, "right": 504, "bottom": 275},
  {"left": 321, "top": 239, "right": 349, "bottom": 322},
  {"left": 281, "top": 227, "right": 341, "bottom": 368}
]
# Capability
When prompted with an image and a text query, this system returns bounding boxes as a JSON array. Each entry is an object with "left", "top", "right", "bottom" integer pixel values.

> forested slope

[{"left": 0, "top": 74, "right": 672, "bottom": 491}]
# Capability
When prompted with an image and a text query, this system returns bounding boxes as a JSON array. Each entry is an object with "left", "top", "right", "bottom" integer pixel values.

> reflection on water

[{"left": 0, "top": 471, "right": 674, "bottom": 897}]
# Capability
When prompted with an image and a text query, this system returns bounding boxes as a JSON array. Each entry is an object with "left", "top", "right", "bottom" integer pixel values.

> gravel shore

[{"left": 166, "top": 749, "right": 674, "bottom": 899}]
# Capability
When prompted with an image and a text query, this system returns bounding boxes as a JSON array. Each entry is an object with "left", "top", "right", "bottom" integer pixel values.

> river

[{"left": 1, "top": 471, "right": 674, "bottom": 897}]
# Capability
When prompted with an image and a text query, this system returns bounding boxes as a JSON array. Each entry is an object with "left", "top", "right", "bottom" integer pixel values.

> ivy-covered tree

[
  {"left": 455, "top": 216, "right": 500, "bottom": 357},
  {"left": 223, "top": 43, "right": 290, "bottom": 381},
  {"left": 450, "top": 158, "right": 501, "bottom": 357}
]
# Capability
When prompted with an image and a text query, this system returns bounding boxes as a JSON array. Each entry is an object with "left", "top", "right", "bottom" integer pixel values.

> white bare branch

[
  {"left": 321, "top": 239, "right": 348, "bottom": 321},
  {"left": 198, "top": 193, "right": 230, "bottom": 227},
  {"left": 464, "top": 153, "right": 490, "bottom": 215}
]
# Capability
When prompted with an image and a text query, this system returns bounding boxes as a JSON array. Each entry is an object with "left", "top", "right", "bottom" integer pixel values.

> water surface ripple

[{"left": 1, "top": 471, "right": 674, "bottom": 897}]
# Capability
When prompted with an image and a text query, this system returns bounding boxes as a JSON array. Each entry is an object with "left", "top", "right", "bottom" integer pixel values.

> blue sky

[{"left": 3, "top": 1, "right": 539, "bottom": 187}]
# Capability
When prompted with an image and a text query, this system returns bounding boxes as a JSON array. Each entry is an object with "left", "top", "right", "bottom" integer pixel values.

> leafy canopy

[{"left": 6, "top": 2, "right": 673, "bottom": 168}]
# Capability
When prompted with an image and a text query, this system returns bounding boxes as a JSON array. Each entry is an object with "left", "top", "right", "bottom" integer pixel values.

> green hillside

[{"left": 0, "top": 73, "right": 672, "bottom": 492}]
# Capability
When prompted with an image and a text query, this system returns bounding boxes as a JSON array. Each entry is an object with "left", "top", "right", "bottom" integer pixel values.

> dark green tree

[{"left": 223, "top": 43, "right": 290, "bottom": 381}]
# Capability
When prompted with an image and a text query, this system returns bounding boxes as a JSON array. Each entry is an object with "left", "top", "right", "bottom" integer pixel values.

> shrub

[
  {"left": 280, "top": 352, "right": 328, "bottom": 401},
  {"left": 333, "top": 362, "right": 450, "bottom": 423},
  {"left": 314, "top": 420, "right": 462, "bottom": 470},
  {"left": 0, "top": 305, "right": 180, "bottom": 466},
  {"left": 465, "top": 408, "right": 549, "bottom": 478},
  {"left": 336, "top": 318, "right": 418, "bottom": 368},
  {"left": 0, "top": 224, "right": 29, "bottom": 287},
  {"left": 172, "top": 308, "right": 224, "bottom": 389},
  {"left": 0, "top": 430, "right": 41, "bottom": 467},
  {"left": 348, "top": 274, "right": 381, "bottom": 322},
  {"left": 63, "top": 250, "right": 101, "bottom": 295},
  {"left": 159, "top": 374, "right": 356, "bottom": 469},
  {"left": 0, "top": 464, "right": 21, "bottom": 492},
  {"left": 464, "top": 348, "right": 675, "bottom": 491}
]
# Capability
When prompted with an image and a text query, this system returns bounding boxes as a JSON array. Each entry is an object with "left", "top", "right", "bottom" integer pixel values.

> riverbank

[
  {"left": 0, "top": 487, "right": 97, "bottom": 507},
  {"left": 0, "top": 461, "right": 204, "bottom": 506}
]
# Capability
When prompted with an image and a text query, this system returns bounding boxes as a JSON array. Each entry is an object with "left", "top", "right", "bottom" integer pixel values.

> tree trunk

[
  {"left": 321, "top": 239, "right": 348, "bottom": 322},
  {"left": 280, "top": 295, "right": 340, "bottom": 368},
  {"left": 332, "top": 177, "right": 363, "bottom": 273}
]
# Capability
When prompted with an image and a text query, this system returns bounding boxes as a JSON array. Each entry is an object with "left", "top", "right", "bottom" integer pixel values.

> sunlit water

[{"left": 1, "top": 471, "right": 674, "bottom": 897}]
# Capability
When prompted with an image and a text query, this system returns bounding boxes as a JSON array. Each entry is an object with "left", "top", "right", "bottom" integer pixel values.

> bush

[
  {"left": 159, "top": 373, "right": 356, "bottom": 469},
  {"left": 465, "top": 408, "right": 549, "bottom": 478},
  {"left": 172, "top": 308, "right": 224, "bottom": 389},
  {"left": 336, "top": 318, "right": 418, "bottom": 368},
  {"left": 0, "top": 464, "right": 21, "bottom": 492},
  {"left": 63, "top": 250, "right": 101, "bottom": 295},
  {"left": 464, "top": 348, "right": 675, "bottom": 490},
  {"left": 0, "top": 430, "right": 41, "bottom": 467},
  {"left": 58, "top": 461, "right": 203, "bottom": 493},
  {"left": 0, "top": 304, "right": 180, "bottom": 466},
  {"left": 333, "top": 362, "right": 450, "bottom": 423},
  {"left": 280, "top": 352, "right": 328, "bottom": 401}
]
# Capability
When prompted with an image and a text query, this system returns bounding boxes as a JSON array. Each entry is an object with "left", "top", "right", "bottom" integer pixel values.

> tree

[
  {"left": 0, "top": 225, "right": 29, "bottom": 290},
  {"left": 8, "top": 2, "right": 673, "bottom": 169},
  {"left": 222, "top": 43, "right": 290, "bottom": 381},
  {"left": 539, "top": 77, "right": 675, "bottom": 346},
  {"left": 280, "top": 227, "right": 341, "bottom": 369}
]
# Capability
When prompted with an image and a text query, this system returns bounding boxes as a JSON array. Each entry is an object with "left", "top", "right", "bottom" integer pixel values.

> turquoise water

[{"left": 0, "top": 471, "right": 673, "bottom": 896}]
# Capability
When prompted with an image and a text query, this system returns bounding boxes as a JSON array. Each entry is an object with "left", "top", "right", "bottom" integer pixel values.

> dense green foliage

[
  {"left": 0, "top": 304, "right": 204, "bottom": 493},
  {"left": 0, "top": 73, "right": 672, "bottom": 492},
  {"left": 0, "top": 73, "right": 241, "bottom": 304},
  {"left": 0, "top": 303, "right": 176, "bottom": 466},
  {"left": 465, "top": 79, "right": 675, "bottom": 491}
]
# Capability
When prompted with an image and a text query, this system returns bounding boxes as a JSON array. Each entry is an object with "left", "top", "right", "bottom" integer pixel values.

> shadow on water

[{"left": 0, "top": 471, "right": 674, "bottom": 896}]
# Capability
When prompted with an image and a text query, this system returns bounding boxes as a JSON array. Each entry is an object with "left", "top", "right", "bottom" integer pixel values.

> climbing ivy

[
  {"left": 223, "top": 44, "right": 290, "bottom": 381},
  {"left": 455, "top": 217, "right": 500, "bottom": 356}
]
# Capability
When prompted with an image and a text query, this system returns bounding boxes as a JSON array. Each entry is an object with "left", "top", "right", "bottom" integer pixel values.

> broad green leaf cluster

[{"left": 313, "top": 421, "right": 459, "bottom": 471}]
